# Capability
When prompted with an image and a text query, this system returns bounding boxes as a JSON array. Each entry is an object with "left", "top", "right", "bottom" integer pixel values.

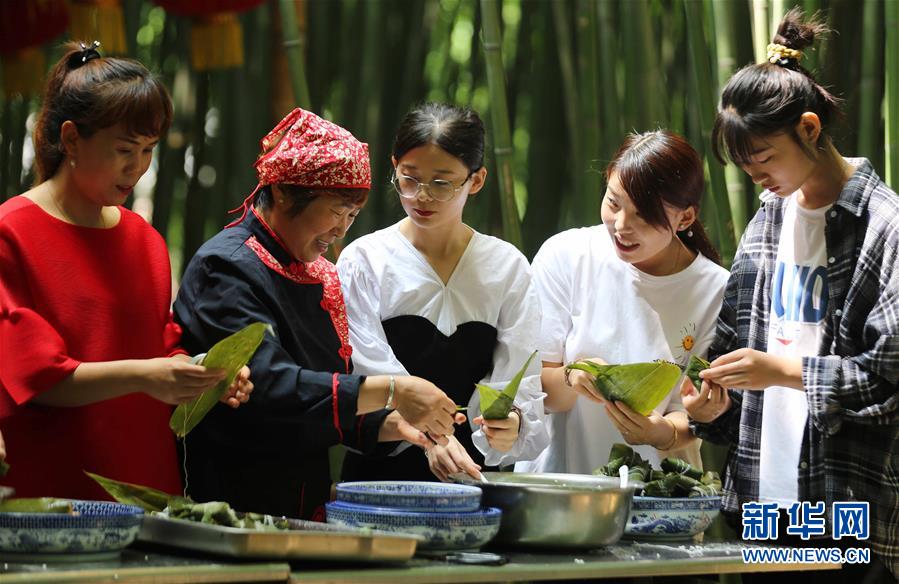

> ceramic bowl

[
  {"left": 335, "top": 481, "right": 482, "bottom": 513},
  {"left": 0, "top": 500, "right": 144, "bottom": 558},
  {"left": 625, "top": 495, "right": 721, "bottom": 540},
  {"left": 325, "top": 501, "right": 501, "bottom": 550}
]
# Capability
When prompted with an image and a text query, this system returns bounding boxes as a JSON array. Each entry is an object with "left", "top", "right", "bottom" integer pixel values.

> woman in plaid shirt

[{"left": 684, "top": 9, "right": 898, "bottom": 582}]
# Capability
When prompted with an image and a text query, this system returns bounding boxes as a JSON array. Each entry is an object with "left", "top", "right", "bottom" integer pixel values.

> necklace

[{"left": 50, "top": 192, "right": 107, "bottom": 228}]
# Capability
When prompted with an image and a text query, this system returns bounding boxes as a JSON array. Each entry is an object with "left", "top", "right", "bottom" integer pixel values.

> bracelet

[
  {"left": 563, "top": 365, "right": 573, "bottom": 387},
  {"left": 384, "top": 375, "right": 396, "bottom": 410},
  {"left": 656, "top": 417, "right": 678, "bottom": 451}
]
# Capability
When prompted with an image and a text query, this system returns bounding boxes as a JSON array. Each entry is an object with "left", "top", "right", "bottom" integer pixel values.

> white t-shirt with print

[
  {"left": 759, "top": 195, "right": 830, "bottom": 506},
  {"left": 516, "top": 227, "right": 729, "bottom": 475}
]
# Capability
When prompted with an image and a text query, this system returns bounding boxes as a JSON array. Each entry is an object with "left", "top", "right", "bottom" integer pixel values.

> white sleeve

[
  {"left": 469, "top": 257, "right": 550, "bottom": 467},
  {"left": 531, "top": 237, "right": 572, "bottom": 364},
  {"left": 338, "top": 250, "right": 409, "bottom": 377}
]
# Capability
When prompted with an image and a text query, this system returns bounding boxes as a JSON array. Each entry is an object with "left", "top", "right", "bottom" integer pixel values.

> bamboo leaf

[
  {"left": 477, "top": 350, "right": 538, "bottom": 419},
  {"left": 85, "top": 471, "right": 174, "bottom": 512},
  {"left": 170, "top": 322, "right": 271, "bottom": 438},
  {"left": 684, "top": 354, "right": 711, "bottom": 391},
  {"left": 568, "top": 360, "right": 682, "bottom": 415}
]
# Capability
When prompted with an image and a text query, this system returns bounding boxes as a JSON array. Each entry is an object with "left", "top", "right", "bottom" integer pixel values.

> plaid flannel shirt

[{"left": 691, "top": 159, "right": 899, "bottom": 575}]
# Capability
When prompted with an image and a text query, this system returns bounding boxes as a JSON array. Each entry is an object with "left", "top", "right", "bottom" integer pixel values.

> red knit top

[{"left": 0, "top": 196, "right": 183, "bottom": 499}]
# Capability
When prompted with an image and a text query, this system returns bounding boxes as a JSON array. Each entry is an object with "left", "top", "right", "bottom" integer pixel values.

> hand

[
  {"left": 700, "top": 348, "right": 801, "bottom": 390},
  {"left": 473, "top": 410, "right": 521, "bottom": 452},
  {"left": 377, "top": 411, "right": 431, "bottom": 449},
  {"left": 567, "top": 357, "right": 608, "bottom": 404},
  {"left": 393, "top": 376, "right": 463, "bottom": 445},
  {"left": 0, "top": 430, "right": 6, "bottom": 462},
  {"left": 140, "top": 356, "right": 226, "bottom": 405},
  {"left": 604, "top": 400, "right": 671, "bottom": 447},
  {"left": 425, "top": 435, "right": 481, "bottom": 482},
  {"left": 220, "top": 366, "right": 253, "bottom": 409},
  {"left": 682, "top": 376, "right": 732, "bottom": 423}
]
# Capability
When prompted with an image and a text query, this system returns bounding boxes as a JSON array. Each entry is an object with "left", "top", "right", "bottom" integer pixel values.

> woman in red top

[{"left": 0, "top": 42, "right": 251, "bottom": 500}]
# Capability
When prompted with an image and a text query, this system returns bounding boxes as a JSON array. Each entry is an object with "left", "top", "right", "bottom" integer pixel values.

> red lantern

[
  {"left": 152, "top": 0, "right": 266, "bottom": 71},
  {"left": 0, "top": 0, "right": 69, "bottom": 97}
]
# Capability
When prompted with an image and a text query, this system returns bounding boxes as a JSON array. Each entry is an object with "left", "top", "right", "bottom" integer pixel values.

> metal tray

[{"left": 138, "top": 515, "right": 421, "bottom": 562}]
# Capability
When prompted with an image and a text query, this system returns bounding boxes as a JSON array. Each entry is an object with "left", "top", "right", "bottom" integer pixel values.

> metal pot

[{"left": 453, "top": 472, "right": 635, "bottom": 549}]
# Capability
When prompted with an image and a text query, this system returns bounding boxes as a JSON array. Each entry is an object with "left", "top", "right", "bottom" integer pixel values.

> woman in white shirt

[
  {"left": 338, "top": 103, "right": 548, "bottom": 482},
  {"left": 518, "top": 130, "right": 729, "bottom": 475}
]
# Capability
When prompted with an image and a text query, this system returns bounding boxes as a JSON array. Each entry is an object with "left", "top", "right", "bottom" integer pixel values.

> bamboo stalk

[
  {"left": 685, "top": 0, "right": 736, "bottom": 266},
  {"left": 551, "top": 0, "right": 582, "bottom": 228},
  {"left": 886, "top": 0, "right": 899, "bottom": 185},
  {"left": 279, "top": 0, "right": 311, "bottom": 110},
  {"left": 480, "top": 0, "right": 522, "bottom": 249},
  {"left": 576, "top": 0, "right": 602, "bottom": 225},
  {"left": 181, "top": 72, "right": 210, "bottom": 273},
  {"left": 595, "top": 0, "right": 621, "bottom": 162},
  {"left": 711, "top": 0, "right": 749, "bottom": 236},
  {"left": 751, "top": 0, "right": 770, "bottom": 64},
  {"left": 0, "top": 98, "right": 11, "bottom": 199},
  {"left": 857, "top": 0, "right": 884, "bottom": 172}
]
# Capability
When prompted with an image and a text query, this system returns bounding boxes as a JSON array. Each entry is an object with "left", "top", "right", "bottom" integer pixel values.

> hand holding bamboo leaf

[{"left": 567, "top": 360, "right": 682, "bottom": 416}]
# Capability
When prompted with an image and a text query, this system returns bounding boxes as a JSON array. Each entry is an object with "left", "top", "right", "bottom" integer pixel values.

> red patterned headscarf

[{"left": 228, "top": 108, "right": 370, "bottom": 227}]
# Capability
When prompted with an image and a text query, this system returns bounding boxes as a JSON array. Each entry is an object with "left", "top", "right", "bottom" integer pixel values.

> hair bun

[{"left": 773, "top": 7, "right": 827, "bottom": 51}]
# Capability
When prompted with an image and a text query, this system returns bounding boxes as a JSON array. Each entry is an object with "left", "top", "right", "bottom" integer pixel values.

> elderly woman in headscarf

[{"left": 173, "top": 108, "right": 462, "bottom": 520}]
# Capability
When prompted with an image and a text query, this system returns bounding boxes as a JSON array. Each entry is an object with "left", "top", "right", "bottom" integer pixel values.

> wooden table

[{"left": 290, "top": 540, "right": 842, "bottom": 583}]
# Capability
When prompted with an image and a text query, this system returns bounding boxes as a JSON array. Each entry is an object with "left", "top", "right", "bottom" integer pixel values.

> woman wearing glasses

[{"left": 338, "top": 103, "right": 548, "bottom": 482}]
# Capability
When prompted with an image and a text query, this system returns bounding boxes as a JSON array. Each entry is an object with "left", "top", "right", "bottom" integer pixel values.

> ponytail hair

[
  {"left": 711, "top": 8, "right": 842, "bottom": 166},
  {"left": 33, "top": 41, "right": 173, "bottom": 182},
  {"left": 606, "top": 130, "right": 722, "bottom": 265}
]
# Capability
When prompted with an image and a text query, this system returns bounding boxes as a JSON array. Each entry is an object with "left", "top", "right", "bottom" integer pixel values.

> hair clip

[{"left": 79, "top": 41, "right": 102, "bottom": 64}]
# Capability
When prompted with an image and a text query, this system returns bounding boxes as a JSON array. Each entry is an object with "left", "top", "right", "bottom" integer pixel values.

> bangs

[
  {"left": 104, "top": 75, "right": 173, "bottom": 138},
  {"left": 711, "top": 106, "right": 760, "bottom": 167},
  {"left": 327, "top": 187, "right": 369, "bottom": 208}
]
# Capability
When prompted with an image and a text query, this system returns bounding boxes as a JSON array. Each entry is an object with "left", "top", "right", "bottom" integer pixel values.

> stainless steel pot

[{"left": 453, "top": 472, "right": 635, "bottom": 549}]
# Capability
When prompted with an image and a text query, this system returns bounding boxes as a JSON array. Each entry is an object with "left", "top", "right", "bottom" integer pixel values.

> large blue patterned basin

[
  {"left": 326, "top": 500, "right": 501, "bottom": 550},
  {"left": 0, "top": 500, "right": 144, "bottom": 556},
  {"left": 625, "top": 495, "right": 721, "bottom": 540},
  {"left": 335, "top": 481, "right": 482, "bottom": 513}
]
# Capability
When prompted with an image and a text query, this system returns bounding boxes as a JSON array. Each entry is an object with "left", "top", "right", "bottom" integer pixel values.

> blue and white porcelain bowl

[
  {"left": 625, "top": 496, "right": 721, "bottom": 540},
  {"left": 326, "top": 501, "right": 501, "bottom": 550},
  {"left": 0, "top": 500, "right": 144, "bottom": 558},
  {"left": 335, "top": 481, "right": 482, "bottom": 513}
]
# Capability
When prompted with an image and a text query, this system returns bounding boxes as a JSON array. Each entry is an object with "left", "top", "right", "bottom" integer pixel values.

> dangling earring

[{"left": 687, "top": 229, "right": 694, "bottom": 237}]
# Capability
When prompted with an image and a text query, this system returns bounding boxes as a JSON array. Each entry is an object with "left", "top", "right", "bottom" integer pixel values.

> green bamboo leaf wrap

[
  {"left": 567, "top": 360, "right": 682, "bottom": 415},
  {"left": 169, "top": 322, "right": 271, "bottom": 437},
  {"left": 477, "top": 350, "right": 538, "bottom": 420},
  {"left": 0, "top": 498, "right": 74, "bottom": 514},
  {"left": 684, "top": 355, "right": 711, "bottom": 391},
  {"left": 86, "top": 471, "right": 176, "bottom": 512}
]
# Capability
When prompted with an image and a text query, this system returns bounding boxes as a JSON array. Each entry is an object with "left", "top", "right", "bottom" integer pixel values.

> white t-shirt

[
  {"left": 516, "top": 227, "right": 729, "bottom": 475},
  {"left": 759, "top": 196, "right": 830, "bottom": 506},
  {"left": 337, "top": 223, "right": 549, "bottom": 467}
]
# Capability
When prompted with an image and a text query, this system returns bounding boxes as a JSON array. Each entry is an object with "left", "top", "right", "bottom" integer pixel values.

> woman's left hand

[
  {"left": 604, "top": 401, "right": 670, "bottom": 447},
  {"left": 700, "top": 348, "right": 802, "bottom": 391},
  {"left": 473, "top": 410, "right": 521, "bottom": 453},
  {"left": 221, "top": 366, "right": 253, "bottom": 408}
]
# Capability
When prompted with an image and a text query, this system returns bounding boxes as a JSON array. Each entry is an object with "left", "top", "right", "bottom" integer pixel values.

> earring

[
  {"left": 687, "top": 229, "right": 694, "bottom": 237},
  {"left": 69, "top": 159, "right": 76, "bottom": 168}
]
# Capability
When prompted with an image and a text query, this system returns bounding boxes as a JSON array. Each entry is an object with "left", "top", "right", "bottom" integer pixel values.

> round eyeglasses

[{"left": 391, "top": 173, "right": 471, "bottom": 202}]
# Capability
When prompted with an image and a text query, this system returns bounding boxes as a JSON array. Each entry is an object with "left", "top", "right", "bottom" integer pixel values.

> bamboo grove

[{"left": 1, "top": 0, "right": 897, "bottom": 271}]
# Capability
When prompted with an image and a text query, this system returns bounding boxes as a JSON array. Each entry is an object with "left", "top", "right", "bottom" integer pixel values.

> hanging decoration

[
  {"left": 0, "top": 0, "right": 69, "bottom": 97},
  {"left": 69, "top": 0, "right": 128, "bottom": 56},
  {"left": 152, "top": 0, "right": 265, "bottom": 71}
]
